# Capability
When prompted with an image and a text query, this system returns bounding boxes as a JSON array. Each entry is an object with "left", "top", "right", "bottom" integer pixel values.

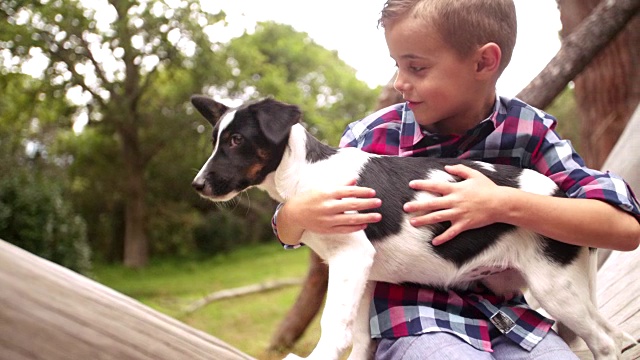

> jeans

[{"left": 375, "top": 330, "right": 579, "bottom": 360}]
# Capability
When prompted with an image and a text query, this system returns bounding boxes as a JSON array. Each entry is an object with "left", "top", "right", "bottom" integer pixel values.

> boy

[{"left": 273, "top": 0, "right": 640, "bottom": 358}]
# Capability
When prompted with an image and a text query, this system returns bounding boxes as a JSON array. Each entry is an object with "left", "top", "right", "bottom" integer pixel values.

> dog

[{"left": 190, "top": 95, "right": 630, "bottom": 360}]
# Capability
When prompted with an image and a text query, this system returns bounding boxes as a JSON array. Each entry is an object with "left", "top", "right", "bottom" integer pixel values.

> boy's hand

[
  {"left": 283, "top": 179, "right": 382, "bottom": 235},
  {"left": 404, "top": 164, "right": 504, "bottom": 246}
]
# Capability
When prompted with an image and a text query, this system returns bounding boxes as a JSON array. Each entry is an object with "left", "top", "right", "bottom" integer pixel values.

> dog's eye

[{"left": 230, "top": 133, "right": 243, "bottom": 148}]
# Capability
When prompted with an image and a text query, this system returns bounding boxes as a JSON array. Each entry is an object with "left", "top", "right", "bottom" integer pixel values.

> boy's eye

[{"left": 409, "top": 66, "right": 426, "bottom": 72}]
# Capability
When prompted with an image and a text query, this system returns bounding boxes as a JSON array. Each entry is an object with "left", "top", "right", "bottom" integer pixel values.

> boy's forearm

[
  {"left": 275, "top": 203, "right": 305, "bottom": 246},
  {"left": 501, "top": 187, "right": 640, "bottom": 251}
]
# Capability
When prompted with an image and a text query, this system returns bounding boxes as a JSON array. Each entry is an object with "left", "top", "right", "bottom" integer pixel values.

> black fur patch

[
  {"left": 357, "top": 157, "right": 432, "bottom": 239},
  {"left": 304, "top": 132, "right": 338, "bottom": 163},
  {"left": 536, "top": 188, "right": 581, "bottom": 265},
  {"left": 540, "top": 236, "right": 581, "bottom": 265},
  {"left": 357, "top": 157, "right": 579, "bottom": 267}
]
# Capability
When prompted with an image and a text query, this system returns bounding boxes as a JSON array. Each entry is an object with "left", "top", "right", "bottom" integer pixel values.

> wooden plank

[
  {"left": 0, "top": 239, "right": 255, "bottom": 360},
  {"left": 568, "top": 103, "right": 640, "bottom": 359},
  {"left": 568, "top": 248, "right": 640, "bottom": 359}
]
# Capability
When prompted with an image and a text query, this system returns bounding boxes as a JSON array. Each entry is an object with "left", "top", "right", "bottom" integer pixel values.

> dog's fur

[{"left": 191, "top": 96, "right": 629, "bottom": 360}]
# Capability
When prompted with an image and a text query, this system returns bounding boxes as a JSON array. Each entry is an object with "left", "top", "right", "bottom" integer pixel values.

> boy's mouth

[{"left": 407, "top": 101, "right": 422, "bottom": 109}]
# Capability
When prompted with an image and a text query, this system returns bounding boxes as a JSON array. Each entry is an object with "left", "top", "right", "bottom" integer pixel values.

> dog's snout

[{"left": 192, "top": 178, "right": 206, "bottom": 192}]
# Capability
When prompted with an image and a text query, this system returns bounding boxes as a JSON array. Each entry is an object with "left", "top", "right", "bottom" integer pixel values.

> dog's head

[{"left": 191, "top": 95, "right": 301, "bottom": 201}]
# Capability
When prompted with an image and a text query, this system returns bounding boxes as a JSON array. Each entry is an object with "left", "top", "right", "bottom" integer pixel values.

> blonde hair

[{"left": 379, "top": 0, "right": 517, "bottom": 74}]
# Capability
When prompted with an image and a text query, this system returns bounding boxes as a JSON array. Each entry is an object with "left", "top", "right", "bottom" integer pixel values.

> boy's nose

[{"left": 393, "top": 71, "right": 409, "bottom": 96}]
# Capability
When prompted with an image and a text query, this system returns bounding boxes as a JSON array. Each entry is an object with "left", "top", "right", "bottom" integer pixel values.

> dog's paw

[{"left": 282, "top": 354, "right": 305, "bottom": 360}]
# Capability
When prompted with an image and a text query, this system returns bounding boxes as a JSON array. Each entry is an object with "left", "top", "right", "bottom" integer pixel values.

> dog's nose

[{"left": 192, "top": 178, "right": 206, "bottom": 192}]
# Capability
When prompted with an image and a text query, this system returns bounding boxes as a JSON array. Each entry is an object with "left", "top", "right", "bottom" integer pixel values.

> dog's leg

[
  {"left": 347, "top": 281, "right": 376, "bottom": 360},
  {"left": 285, "top": 231, "right": 376, "bottom": 360},
  {"left": 522, "top": 249, "right": 622, "bottom": 360}
]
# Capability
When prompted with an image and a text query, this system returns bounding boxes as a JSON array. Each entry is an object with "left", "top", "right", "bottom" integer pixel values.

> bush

[{"left": 0, "top": 172, "right": 92, "bottom": 274}]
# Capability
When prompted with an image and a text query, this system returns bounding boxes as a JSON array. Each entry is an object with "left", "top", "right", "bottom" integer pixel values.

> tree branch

[
  {"left": 182, "top": 278, "right": 303, "bottom": 315},
  {"left": 517, "top": 0, "right": 640, "bottom": 108},
  {"left": 79, "top": 36, "right": 112, "bottom": 89}
]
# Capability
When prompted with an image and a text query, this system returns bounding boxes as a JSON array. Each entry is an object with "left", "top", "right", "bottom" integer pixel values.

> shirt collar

[{"left": 399, "top": 95, "right": 504, "bottom": 150}]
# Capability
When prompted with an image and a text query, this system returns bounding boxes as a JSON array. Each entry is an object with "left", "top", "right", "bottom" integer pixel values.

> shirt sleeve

[{"left": 530, "top": 118, "right": 640, "bottom": 220}]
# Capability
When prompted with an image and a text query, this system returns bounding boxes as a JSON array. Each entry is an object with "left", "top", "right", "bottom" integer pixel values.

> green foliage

[
  {"left": 545, "top": 85, "right": 581, "bottom": 154},
  {"left": 0, "top": 70, "right": 90, "bottom": 273},
  {"left": 0, "top": 171, "right": 91, "bottom": 274},
  {"left": 221, "top": 21, "right": 379, "bottom": 144},
  {"left": 1, "top": 1, "right": 379, "bottom": 265}
]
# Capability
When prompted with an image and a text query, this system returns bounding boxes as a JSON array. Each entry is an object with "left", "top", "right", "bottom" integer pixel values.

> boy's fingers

[
  {"left": 339, "top": 212, "right": 381, "bottom": 224},
  {"left": 408, "top": 209, "right": 455, "bottom": 227},
  {"left": 409, "top": 179, "right": 453, "bottom": 194},
  {"left": 330, "top": 224, "right": 369, "bottom": 234},
  {"left": 444, "top": 164, "right": 481, "bottom": 179},
  {"left": 431, "top": 225, "right": 461, "bottom": 246},
  {"left": 404, "top": 197, "right": 449, "bottom": 213},
  {"left": 326, "top": 212, "right": 382, "bottom": 234},
  {"left": 334, "top": 185, "right": 377, "bottom": 199}
]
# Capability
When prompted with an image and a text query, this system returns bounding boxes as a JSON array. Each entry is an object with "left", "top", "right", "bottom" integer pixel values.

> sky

[{"left": 203, "top": 0, "right": 563, "bottom": 97}]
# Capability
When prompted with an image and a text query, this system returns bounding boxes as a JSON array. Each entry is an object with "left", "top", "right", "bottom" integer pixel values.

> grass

[{"left": 91, "top": 243, "right": 323, "bottom": 359}]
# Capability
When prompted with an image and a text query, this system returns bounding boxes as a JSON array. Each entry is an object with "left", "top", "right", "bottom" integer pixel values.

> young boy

[{"left": 273, "top": 0, "right": 640, "bottom": 358}]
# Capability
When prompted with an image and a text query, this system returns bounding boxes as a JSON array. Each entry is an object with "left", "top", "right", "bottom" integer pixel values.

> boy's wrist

[
  {"left": 275, "top": 202, "right": 305, "bottom": 246},
  {"left": 497, "top": 186, "right": 523, "bottom": 225}
]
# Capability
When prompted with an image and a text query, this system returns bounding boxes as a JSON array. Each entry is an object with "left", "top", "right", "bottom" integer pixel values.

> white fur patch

[
  {"left": 426, "top": 169, "right": 456, "bottom": 183},
  {"left": 193, "top": 110, "right": 236, "bottom": 186},
  {"left": 518, "top": 168, "right": 558, "bottom": 196},
  {"left": 474, "top": 161, "right": 496, "bottom": 172}
]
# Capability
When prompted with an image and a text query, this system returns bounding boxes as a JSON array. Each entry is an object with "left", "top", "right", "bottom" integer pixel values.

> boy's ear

[{"left": 475, "top": 43, "right": 502, "bottom": 79}]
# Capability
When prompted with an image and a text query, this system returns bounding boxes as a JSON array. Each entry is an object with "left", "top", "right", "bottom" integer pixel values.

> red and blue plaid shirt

[{"left": 274, "top": 96, "right": 640, "bottom": 352}]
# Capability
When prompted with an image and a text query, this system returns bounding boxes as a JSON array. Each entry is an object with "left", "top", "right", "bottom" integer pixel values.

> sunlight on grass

[{"left": 93, "top": 243, "right": 323, "bottom": 359}]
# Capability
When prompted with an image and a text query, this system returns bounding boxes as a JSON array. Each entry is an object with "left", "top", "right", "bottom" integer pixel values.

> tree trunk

[
  {"left": 557, "top": 0, "right": 640, "bottom": 168},
  {"left": 268, "top": 251, "right": 328, "bottom": 352},
  {"left": 121, "top": 122, "right": 149, "bottom": 269},
  {"left": 517, "top": 0, "right": 640, "bottom": 110}
]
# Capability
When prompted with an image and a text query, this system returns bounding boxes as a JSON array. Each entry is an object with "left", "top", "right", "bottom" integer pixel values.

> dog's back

[{"left": 296, "top": 153, "right": 581, "bottom": 290}]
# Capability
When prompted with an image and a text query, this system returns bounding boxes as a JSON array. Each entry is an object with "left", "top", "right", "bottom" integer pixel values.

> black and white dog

[{"left": 190, "top": 96, "right": 628, "bottom": 360}]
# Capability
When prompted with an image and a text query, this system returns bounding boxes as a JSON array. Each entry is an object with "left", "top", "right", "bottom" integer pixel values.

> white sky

[
  {"left": 203, "top": 0, "right": 562, "bottom": 97},
  {"left": 13, "top": 0, "right": 563, "bottom": 101}
]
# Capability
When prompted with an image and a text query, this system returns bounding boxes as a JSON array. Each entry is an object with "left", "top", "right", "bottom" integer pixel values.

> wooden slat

[
  {"left": 0, "top": 239, "right": 255, "bottom": 360},
  {"left": 569, "top": 248, "right": 640, "bottom": 359}
]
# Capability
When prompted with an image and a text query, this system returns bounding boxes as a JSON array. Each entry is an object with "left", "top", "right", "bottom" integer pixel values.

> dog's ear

[
  {"left": 250, "top": 98, "right": 302, "bottom": 144},
  {"left": 190, "top": 95, "right": 228, "bottom": 126}
]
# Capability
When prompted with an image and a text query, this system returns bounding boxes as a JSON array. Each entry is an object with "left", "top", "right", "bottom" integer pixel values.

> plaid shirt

[{"left": 273, "top": 96, "right": 640, "bottom": 352}]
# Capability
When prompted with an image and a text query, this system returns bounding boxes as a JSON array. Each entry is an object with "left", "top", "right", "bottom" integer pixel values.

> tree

[
  {"left": 0, "top": 73, "right": 91, "bottom": 273},
  {"left": 218, "top": 21, "right": 379, "bottom": 142},
  {"left": 556, "top": 0, "right": 640, "bottom": 168},
  {"left": 1, "top": 0, "right": 225, "bottom": 267}
]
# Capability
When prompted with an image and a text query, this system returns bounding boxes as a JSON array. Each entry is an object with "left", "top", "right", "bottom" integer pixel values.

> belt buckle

[{"left": 490, "top": 310, "right": 516, "bottom": 334}]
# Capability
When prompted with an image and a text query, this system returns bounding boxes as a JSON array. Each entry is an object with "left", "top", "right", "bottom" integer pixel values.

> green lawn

[{"left": 92, "top": 243, "right": 323, "bottom": 359}]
